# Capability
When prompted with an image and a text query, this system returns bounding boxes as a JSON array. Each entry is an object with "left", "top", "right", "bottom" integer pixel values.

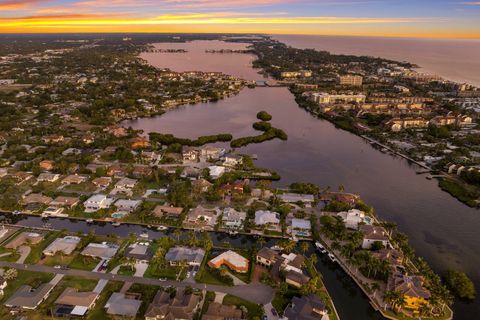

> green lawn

[
  {"left": 42, "top": 252, "right": 77, "bottom": 267},
  {"left": 223, "top": 294, "right": 264, "bottom": 320},
  {"left": 0, "top": 247, "right": 19, "bottom": 262},
  {"left": 86, "top": 281, "right": 124, "bottom": 320},
  {"left": 69, "top": 255, "right": 101, "bottom": 271},
  {"left": 118, "top": 265, "right": 136, "bottom": 276},
  {"left": 127, "top": 283, "right": 162, "bottom": 318},
  {"left": 0, "top": 270, "right": 54, "bottom": 319},
  {"left": 144, "top": 262, "right": 181, "bottom": 280},
  {"left": 25, "top": 230, "right": 64, "bottom": 264},
  {"left": 195, "top": 267, "right": 232, "bottom": 286}
]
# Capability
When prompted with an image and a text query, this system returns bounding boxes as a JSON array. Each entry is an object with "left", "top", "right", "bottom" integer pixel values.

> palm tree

[
  {"left": 279, "top": 239, "right": 296, "bottom": 253},
  {"left": 300, "top": 241, "right": 309, "bottom": 254},
  {"left": 309, "top": 254, "right": 318, "bottom": 266}
]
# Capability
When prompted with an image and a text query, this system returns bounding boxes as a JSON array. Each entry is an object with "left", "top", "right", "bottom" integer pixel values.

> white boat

[
  {"left": 157, "top": 225, "right": 168, "bottom": 231},
  {"left": 86, "top": 219, "right": 93, "bottom": 223},
  {"left": 328, "top": 253, "right": 337, "bottom": 263},
  {"left": 228, "top": 230, "right": 238, "bottom": 235},
  {"left": 315, "top": 241, "right": 324, "bottom": 250},
  {"left": 112, "top": 222, "right": 121, "bottom": 227},
  {"left": 139, "top": 231, "right": 149, "bottom": 239}
]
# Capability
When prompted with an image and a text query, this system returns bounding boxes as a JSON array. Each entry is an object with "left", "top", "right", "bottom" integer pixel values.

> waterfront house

[
  {"left": 153, "top": 205, "right": 183, "bottom": 219},
  {"left": 285, "top": 270, "right": 311, "bottom": 288},
  {"left": 84, "top": 194, "right": 112, "bottom": 212},
  {"left": 50, "top": 196, "right": 80, "bottom": 208},
  {"left": 387, "top": 271, "right": 430, "bottom": 311},
  {"left": 337, "top": 209, "right": 366, "bottom": 230},
  {"left": 114, "top": 199, "right": 141, "bottom": 213},
  {"left": 43, "top": 236, "right": 81, "bottom": 256},
  {"left": 125, "top": 242, "right": 153, "bottom": 262},
  {"left": 222, "top": 207, "right": 246, "bottom": 229},
  {"left": 279, "top": 193, "right": 315, "bottom": 206},
  {"left": 254, "top": 210, "right": 280, "bottom": 230},
  {"left": 185, "top": 206, "right": 219, "bottom": 229},
  {"left": 372, "top": 248, "right": 404, "bottom": 267},
  {"left": 223, "top": 154, "right": 243, "bottom": 167},
  {"left": 144, "top": 288, "right": 200, "bottom": 320},
  {"left": 359, "top": 225, "right": 389, "bottom": 249},
  {"left": 283, "top": 295, "right": 329, "bottom": 320},
  {"left": 385, "top": 118, "right": 429, "bottom": 132},
  {"left": 81, "top": 242, "right": 119, "bottom": 260},
  {"left": 200, "top": 146, "right": 224, "bottom": 160},
  {"left": 164, "top": 246, "right": 205, "bottom": 266},
  {"left": 288, "top": 218, "right": 312, "bottom": 237},
  {"left": 208, "top": 250, "right": 249, "bottom": 273}
]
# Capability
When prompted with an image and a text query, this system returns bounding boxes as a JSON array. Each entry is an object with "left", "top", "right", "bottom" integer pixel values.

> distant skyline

[{"left": 0, "top": 0, "right": 479, "bottom": 38}]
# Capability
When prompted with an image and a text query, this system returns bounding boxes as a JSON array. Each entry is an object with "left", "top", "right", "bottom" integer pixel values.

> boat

[
  {"left": 112, "top": 222, "right": 121, "bottom": 227},
  {"left": 157, "top": 225, "right": 168, "bottom": 231},
  {"left": 86, "top": 219, "right": 93, "bottom": 223},
  {"left": 228, "top": 230, "right": 238, "bottom": 235},
  {"left": 315, "top": 241, "right": 325, "bottom": 250},
  {"left": 139, "top": 231, "right": 149, "bottom": 239},
  {"left": 328, "top": 253, "right": 337, "bottom": 263}
]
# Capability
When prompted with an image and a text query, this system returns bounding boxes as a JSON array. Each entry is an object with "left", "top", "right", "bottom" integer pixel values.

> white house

[
  {"left": 208, "top": 166, "right": 226, "bottom": 179},
  {"left": 359, "top": 225, "right": 389, "bottom": 249},
  {"left": 84, "top": 194, "right": 112, "bottom": 212},
  {"left": 254, "top": 210, "right": 280, "bottom": 227},
  {"left": 337, "top": 209, "right": 365, "bottom": 230},
  {"left": 223, "top": 154, "right": 243, "bottom": 167},
  {"left": 222, "top": 207, "right": 246, "bottom": 229},
  {"left": 289, "top": 218, "right": 311, "bottom": 237},
  {"left": 114, "top": 199, "right": 141, "bottom": 213}
]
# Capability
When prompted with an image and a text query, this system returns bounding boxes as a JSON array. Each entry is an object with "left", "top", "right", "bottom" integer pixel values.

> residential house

[
  {"left": 53, "top": 287, "right": 99, "bottom": 317},
  {"left": 208, "top": 166, "right": 226, "bottom": 179},
  {"left": 254, "top": 210, "right": 280, "bottom": 230},
  {"left": 112, "top": 177, "right": 137, "bottom": 195},
  {"left": 37, "top": 173, "right": 60, "bottom": 182},
  {"left": 192, "top": 178, "right": 212, "bottom": 193},
  {"left": 125, "top": 242, "right": 153, "bottom": 262},
  {"left": 0, "top": 168, "right": 8, "bottom": 178},
  {"left": 387, "top": 272, "right": 431, "bottom": 311},
  {"left": 288, "top": 218, "right": 312, "bottom": 237},
  {"left": 279, "top": 193, "right": 315, "bottom": 206},
  {"left": 43, "top": 236, "right": 81, "bottom": 256},
  {"left": 208, "top": 250, "right": 249, "bottom": 273},
  {"left": 61, "top": 174, "right": 88, "bottom": 185},
  {"left": 222, "top": 207, "right": 246, "bottom": 229},
  {"left": 144, "top": 288, "right": 200, "bottom": 320},
  {"left": 185, "top": 206, "right": 218, "bottom": 229},
  {"left": 359, "top": 225, "right": 389, "bottom": 249},
  {"left": 164, "top": 246, "right": 205, "bottom": 266},
  {"left": 430, "top": 115, "right": 473, "bottom": 127},
  {"left": 153, "top": 205, "right": 183, "bottom": 219},
  {"left": 6, "top": 231, "right": 44, "bottom": 249},
  {"left": 372, "top": 248, "right": 404, "bottom": 267},
  {"left": 132, "top": 165, "right": 153, "bottom": 178},
  {"left": 107, "top": 164, "right": 126, "bottom": 177},
  {"left": 223, "top": 154, "right": 243, "bottom": 167},
  {"left": 201, "top": 302, "right": 243, "bottom": 320},
  {"left": 285, "top": 270, "right": 311, "bottom": 288},
  {"left": 39, "top": 160, "right": 55, "bottom": 171},
  {"left": 50, "top": 196, "right": 80, "bottom": 208},
  {"left": 92, "top": 176, "right": 112, "bottom": 189},
  {"left": 81, "top": 242, "right": 119, "bottom": 260},
  {"left": 42, "top": 134, "right": 64, "bottom": 144},
  {"left": 337, "top": 209, "right": 366, "bottom": 230},
  {"left": 12, "top": 171, "right": 33, "bottom": 184},
  {"left": 21, "top": 193, "right": 52, "bottom": 206},
  {"left": 84, "top": 194, "right": 112, "bottom": 212},
  {"left": 182, "top": 147, "right": 199, "bottom": 162},
  {"left": 105, "top": 292, "right": 142, "bottom": 318},
  {"left": 200, "top": 146, "right": 224, "bottom": 160},
  {"left": 256, "top": 247, "right": 279, "bottom": 267},
  {"left": 131, "top": 137, "right": 150, "bottom": 149},
  {"left": 4, "top": 283, "right": 55, "bottom": 310},
  {"left": 114, "top": 199, "right": 141, "bottom": 213},
  {"left": 283, "top": 295, "right": 329, "bottom": 320}
]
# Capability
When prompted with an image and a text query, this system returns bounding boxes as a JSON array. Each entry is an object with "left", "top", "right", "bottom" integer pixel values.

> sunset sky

[{"left": 0, "top": 0, "right": 479, "bottom": 38}]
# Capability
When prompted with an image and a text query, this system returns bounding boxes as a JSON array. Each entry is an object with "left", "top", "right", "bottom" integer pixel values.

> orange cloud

[{"left": 0, "top": 0, "right": 49, "bottom": 10}]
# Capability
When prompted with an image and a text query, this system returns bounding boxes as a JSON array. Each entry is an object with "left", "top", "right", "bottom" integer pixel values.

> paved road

[{"left": 0, "top": 261, "right": 275, "bottom": 304}]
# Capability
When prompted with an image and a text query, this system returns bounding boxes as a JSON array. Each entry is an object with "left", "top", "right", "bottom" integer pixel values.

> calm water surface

[{"left": 127, "top": 40, "right": 480, "bottom": 319}]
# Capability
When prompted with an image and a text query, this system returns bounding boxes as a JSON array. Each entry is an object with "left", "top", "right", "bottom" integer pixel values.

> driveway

[
  {"left": 264, "top": 302, "right": 279, "bottom": 320},
  {"left": 16, "top": 246, "right": 30, "bottom": 264},
  {"left": 0, "top": 261, "right": 275, "bottom": 304}
]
